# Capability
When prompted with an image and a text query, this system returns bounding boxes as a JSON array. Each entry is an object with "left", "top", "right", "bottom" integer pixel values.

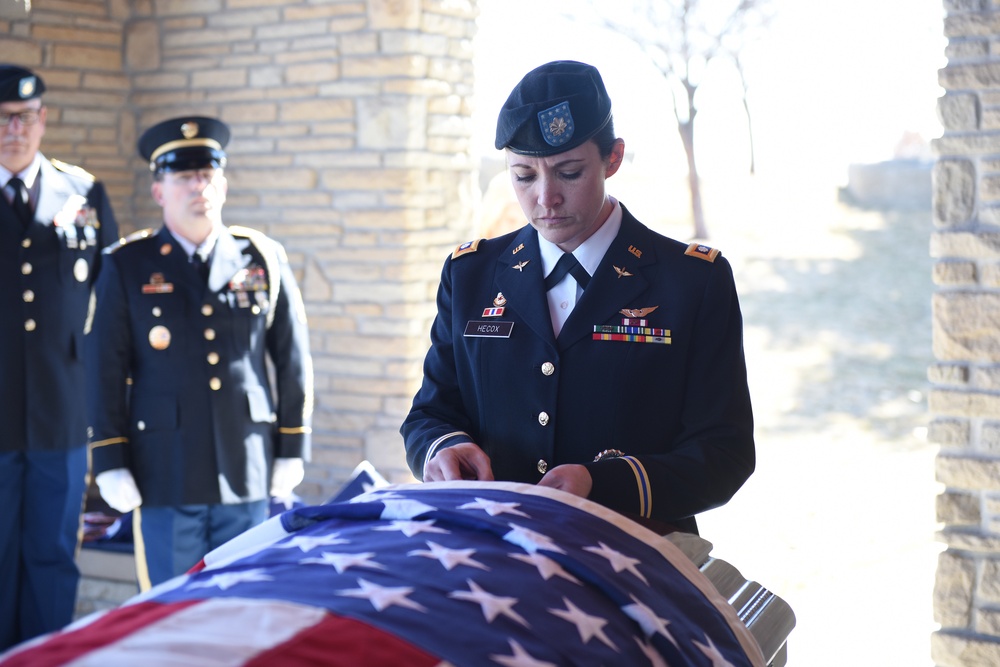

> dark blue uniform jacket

[
  {"left": 86, "top": 225, "right": 312, "bottom": 506},
  {"left": 0, "top": 157, "right": 118, "bottom": 452},
  {"left": 402, "top": 205, "right": 754, "bottom": 533}
]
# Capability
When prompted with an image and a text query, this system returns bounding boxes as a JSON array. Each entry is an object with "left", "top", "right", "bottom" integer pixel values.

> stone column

[{"left": 932, "top": 2, "right": 1000, "bottom": 663}]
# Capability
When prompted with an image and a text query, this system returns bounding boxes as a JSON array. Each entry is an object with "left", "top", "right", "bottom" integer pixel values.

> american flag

[{"left": 1, "top": 482, "right": 763, "bottom": 666}]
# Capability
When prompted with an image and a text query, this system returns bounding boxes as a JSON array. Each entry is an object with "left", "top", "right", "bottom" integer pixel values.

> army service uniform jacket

[
  {"left": 87, "top": 225, "right": 312, "bottom": 506},
  {"left": 0, "top": 156, "right": 119, "bottom": 452},
  {"left": 402, "top": 205, "right": 755, "bottom": 533}
]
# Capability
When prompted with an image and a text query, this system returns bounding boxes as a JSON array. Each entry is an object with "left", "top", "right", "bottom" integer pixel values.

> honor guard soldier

[
  {"left": 86, "top": 116, "right": 313, "bottom": 589},
  {"left": 402, "top": 61, "right": 755, "bottom": 534},
  {"left": 0, "top": 65, "right": 120, "bottom": 649}
]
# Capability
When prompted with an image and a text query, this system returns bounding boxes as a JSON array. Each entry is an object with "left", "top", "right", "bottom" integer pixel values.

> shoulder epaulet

[
  {"left": 229, "top": 224, "right": 267, "bottom": 242},
  {"left": 106, "top": 228, "right": 156, "bottom": 253},
  {"left": 230, "top": 224, "right": 287, "bottom": 261},
  {"left": 684, "top": 242, "right": 720, "bottom": 263},
  {"left": 452, "top": 239, "right": 483, "bottom": 260},
  {"left": 51, "top": 158, "right": 96, "bottom": 182}
]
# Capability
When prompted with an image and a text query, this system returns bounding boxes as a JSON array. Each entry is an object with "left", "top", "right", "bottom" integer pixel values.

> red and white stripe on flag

[{"left": 1, "top": 599, "right": 441, "bottom": 667}]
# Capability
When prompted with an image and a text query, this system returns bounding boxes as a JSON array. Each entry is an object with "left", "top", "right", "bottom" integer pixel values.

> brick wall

[
  {"left": 0, "top": 0, "right": 481, "bottom": 503},
  {"left": 933, "top": 1, "right": 1000, "bottom": 663}
]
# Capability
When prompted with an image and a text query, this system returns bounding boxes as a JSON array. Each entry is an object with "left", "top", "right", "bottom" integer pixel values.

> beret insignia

[
  {"left": 19, "top": 76, "right": 36, "bottom": 99},
  {"left": 538, "top": 101, "right": 575, "bottom": 148}
]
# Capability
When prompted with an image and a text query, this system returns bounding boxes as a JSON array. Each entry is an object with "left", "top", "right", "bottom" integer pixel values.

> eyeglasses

[{"left": 0, "top": 110, "right": 41, "bottom": 127}]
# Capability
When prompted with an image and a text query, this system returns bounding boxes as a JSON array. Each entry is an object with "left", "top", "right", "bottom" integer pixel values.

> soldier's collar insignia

[
  {"left": 513, "top": 260, "right": 529, "bottom": 272},
  {"left": 613, "top": 265, "right": 633, "bottom": 278}
]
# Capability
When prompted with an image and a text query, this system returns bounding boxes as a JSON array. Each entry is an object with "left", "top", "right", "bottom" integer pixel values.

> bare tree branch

[{"left": 576, "top": 0, "right": 774, "bottom": 238}]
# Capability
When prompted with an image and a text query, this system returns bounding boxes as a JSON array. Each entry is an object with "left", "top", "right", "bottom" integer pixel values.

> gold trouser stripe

[
  {"left": 133, "top": 508, "right": 152, "bottom": 593},
  {"left": 73, "top": 447, "right": 92, "bottom": 561}
]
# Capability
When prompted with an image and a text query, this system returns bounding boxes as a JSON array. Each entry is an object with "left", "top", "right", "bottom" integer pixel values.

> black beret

[
  {"left": 495, "top": 60, "right": 612, "bottom": 157},
  {"left": 138, "top": 116, "right": 230, "bottom": 174},
  {"left": 0, "top": 65, "right": 45, "bottom": 103}
]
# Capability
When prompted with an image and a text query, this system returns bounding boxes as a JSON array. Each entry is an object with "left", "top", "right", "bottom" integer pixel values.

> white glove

[
  {"left": 270, "top": 457, "right": 305, "bottom": 498},
  {"left": 95, "top": 468, "right": 143, "bottom": 513}
]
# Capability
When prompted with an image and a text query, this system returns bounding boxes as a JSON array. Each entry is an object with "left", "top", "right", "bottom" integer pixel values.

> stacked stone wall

[
  {"left": 0, "top": 0, "right": 134, "bottom": 223},
  {"left": 933, "top": 1, "right": 1000, "bottom": 663},
  {"left": 0, "top": 0, "right": 481, "bottom": 502}
]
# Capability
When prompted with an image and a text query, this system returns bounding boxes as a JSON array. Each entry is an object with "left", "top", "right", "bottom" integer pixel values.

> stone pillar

[{"left": 932, "top": 2, "right": 1000, "bottom": 663}]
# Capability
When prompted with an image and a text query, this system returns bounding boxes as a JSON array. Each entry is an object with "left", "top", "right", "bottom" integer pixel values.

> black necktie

[
  {"left": 191, "top": 253, "right": 209, "bottom": 283},
  {"left": 7, "top": 177, "right": 31, "bottom": 229},
  {"left": 544, "top": 252, "right": 591, "bottom": 291}
]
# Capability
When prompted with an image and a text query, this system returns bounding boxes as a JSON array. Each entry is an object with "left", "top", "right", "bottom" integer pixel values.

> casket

[{"left": 1, "top": 481, "right": 794, "bottom": 666}]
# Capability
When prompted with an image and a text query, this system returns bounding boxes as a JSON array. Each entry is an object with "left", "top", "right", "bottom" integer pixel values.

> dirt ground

[{"left": 621, "top": 169, "right": 939, "bottom": 667}]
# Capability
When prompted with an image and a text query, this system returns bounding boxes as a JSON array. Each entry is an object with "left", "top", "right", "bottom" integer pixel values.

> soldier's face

[
  {"left": 152, "top": 167, "right": 227, "bottom": 244},
  {"left": 506, "top": 139, "right": 625, "bottom": 252},
  {"left": 0, "top": 100, "right": 45, "bottom": 174}
]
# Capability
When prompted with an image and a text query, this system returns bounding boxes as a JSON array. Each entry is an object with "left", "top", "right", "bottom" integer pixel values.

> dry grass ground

[{"left": 617, "top": 168, "right": 939, "bottom": 667}]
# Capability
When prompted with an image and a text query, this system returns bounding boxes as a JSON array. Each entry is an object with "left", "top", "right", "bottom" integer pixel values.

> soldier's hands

[
  {"left": 270, "top": 457, "right": 305, "bottom": 498},
  {"left": 424, "top": 442, "right": 494, "bottom": 482},
  {"left": 95, "top": 468, "right": 143, "bottom": 513},
  {"left": 538, "top": 464, "right": 593, "bottom": 498}
]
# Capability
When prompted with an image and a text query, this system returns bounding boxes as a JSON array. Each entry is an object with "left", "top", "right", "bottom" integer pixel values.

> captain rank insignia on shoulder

[
  {"left": 684, "top": 242, "right": 720, "bottom": 262},
  {"left": 452, "top": 239, "right": 482, "bottom": 260}
]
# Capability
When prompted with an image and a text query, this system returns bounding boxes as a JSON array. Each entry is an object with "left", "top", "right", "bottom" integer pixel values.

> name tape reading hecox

[{"left": 464, "top": 320, "right": 514, "bottom": 338}]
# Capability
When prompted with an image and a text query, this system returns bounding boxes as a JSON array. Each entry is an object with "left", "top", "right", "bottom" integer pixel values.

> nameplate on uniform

[{"left": 464, "top": 321, "right": 514, "bottom": 338}]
